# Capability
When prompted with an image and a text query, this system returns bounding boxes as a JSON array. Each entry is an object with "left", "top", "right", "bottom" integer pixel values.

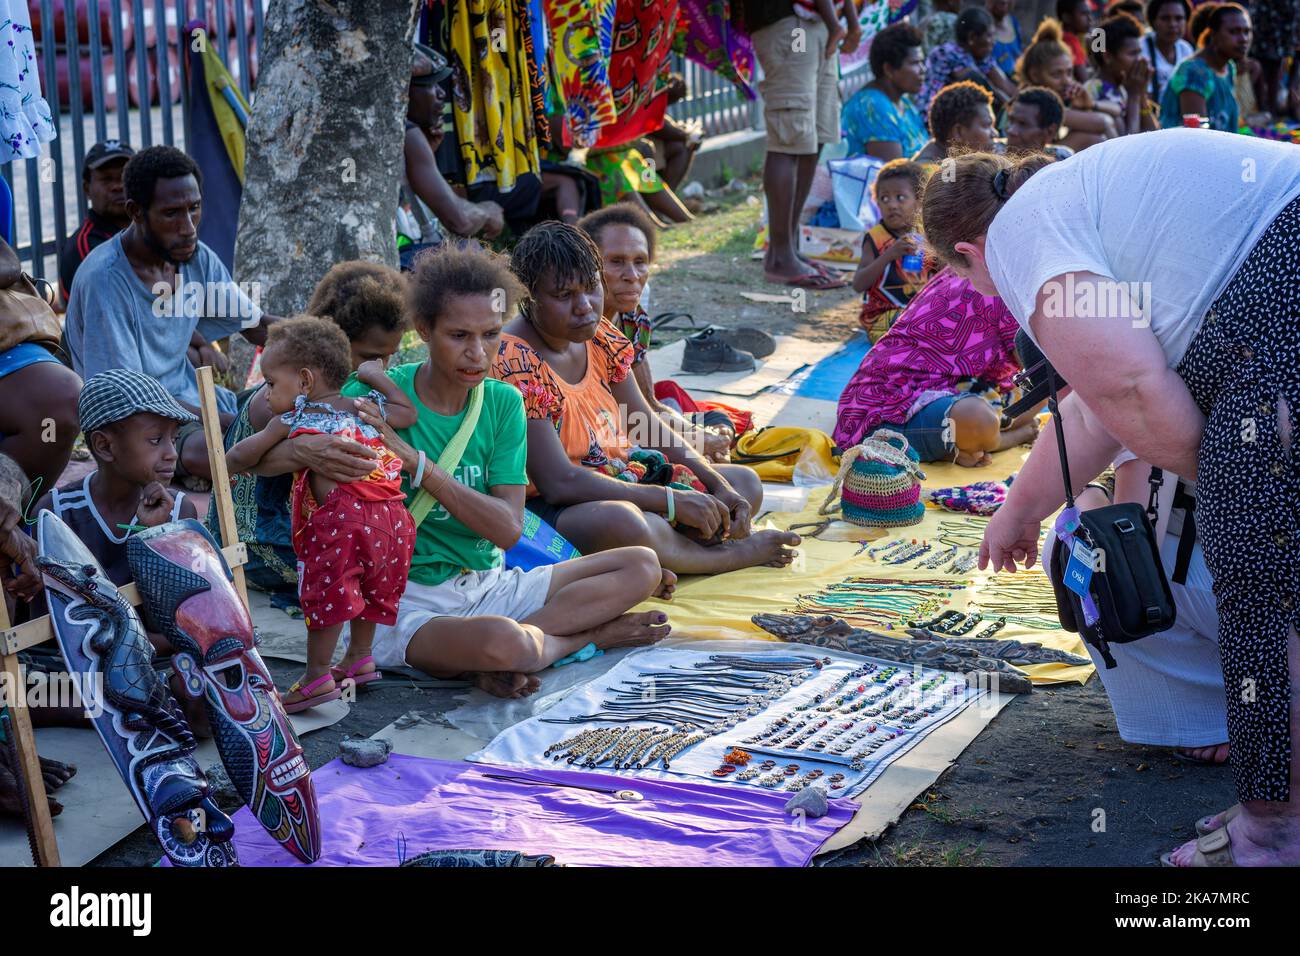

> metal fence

[
  {"left": 666, "top": 52, "right": 872, "bottom": 137},
  {"left": 4, "top": 0, "right": 264, "bottom": 279},
  {"left": 6, "top": 5, "right": 862, "bottom": 276}
]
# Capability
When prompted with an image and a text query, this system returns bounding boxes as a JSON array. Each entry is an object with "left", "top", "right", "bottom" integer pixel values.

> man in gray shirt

[{"left": 65, "top": 146, "right": 276, "bottom": 482}]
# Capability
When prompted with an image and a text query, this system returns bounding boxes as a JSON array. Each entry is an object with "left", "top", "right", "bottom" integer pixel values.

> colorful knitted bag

[{"left": 820, "top": 429, "right": 926, "bottom": 527}]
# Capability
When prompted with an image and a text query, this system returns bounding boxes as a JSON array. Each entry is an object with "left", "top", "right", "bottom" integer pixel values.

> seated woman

[
  {"left": 918, "top": 7, "right": 1018, "bottom": 117},
  {"left": 1017, "top": 18, "right": 1119, "bottom": 151},
  {"left": 842, "top": 22, "right": 930, "bottom": 162},
  {"left": 496, "top": 222, "right": 800, "bottom": 575},
  {"left": 332, "top": 245, "right": 673, "bottom": 699},
  {"left": 0, "top": 238, "right": 81, "bottom": 495},
  {"left": 912, "top": 80, "right": 999, "bottom": 164},
  {"left": 578, "top": 202, "right": 737, "bottom": 463},
  {"left": 833, "top": 267, "right": 1040, "bottom": 465},
  {"left": 1159, "top": 2, "right": 1251, "bottom": 132},
  {"left": 215, "top": 261, "right": 412, "bottom": 598},
  {"left": 1085, "top": 13, "right": 1159, "bottom": 135}
]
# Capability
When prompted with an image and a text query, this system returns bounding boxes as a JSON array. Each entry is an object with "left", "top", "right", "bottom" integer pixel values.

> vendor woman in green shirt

[{"left": 264, "top": 246, "right": 674, "bottom": 699}]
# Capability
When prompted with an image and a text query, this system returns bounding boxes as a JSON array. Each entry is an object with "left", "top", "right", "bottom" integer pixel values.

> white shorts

[{"left": 365, "top": 564, "right": 555, "bottom": 669}]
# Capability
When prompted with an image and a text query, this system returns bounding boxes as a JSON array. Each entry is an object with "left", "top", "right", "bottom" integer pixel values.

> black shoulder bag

[{"left": 1042, "top": 376, "right": 1177, "bottom": 668}]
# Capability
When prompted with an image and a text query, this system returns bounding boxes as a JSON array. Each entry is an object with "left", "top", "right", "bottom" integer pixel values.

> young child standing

[
  {"left": 853, "top": 160, "right": 933, "bottom": 343},
  {"left": 226, "top": 317, "right": 419, "bottom": 713}
]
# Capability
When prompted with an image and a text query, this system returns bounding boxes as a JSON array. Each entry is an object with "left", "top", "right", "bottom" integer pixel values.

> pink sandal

[
  {"left": 330, "top": 655, "right": 384, "bottom": 690},
  {"left": 282, "top": 673, "right": 342, "bottom": 714}
]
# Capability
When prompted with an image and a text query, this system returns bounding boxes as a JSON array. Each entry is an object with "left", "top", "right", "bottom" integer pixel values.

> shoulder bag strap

[
  {"left": 408, "top": 382, "right": 484, "bottom": 526},
  {"left": 1046, "top": 372, "right": 1076, "bottom": 509}
]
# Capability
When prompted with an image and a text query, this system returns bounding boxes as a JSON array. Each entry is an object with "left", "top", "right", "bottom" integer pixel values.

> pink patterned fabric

[{"left": 833, "top": 268, "right": 1022, "bottom": 449}]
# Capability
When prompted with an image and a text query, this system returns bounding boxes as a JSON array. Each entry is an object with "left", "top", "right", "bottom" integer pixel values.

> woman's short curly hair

[
  {"left": 928, "top": 80, "right": 994, "bottom": 147},
  {"left": 263, "top": 315, "right": 353, "bottom": 389},
  {"left": 307, "top": 261, "right": 407, "bottom": 342},
  {"left": 510, "top": 221, "right": 604, "bottom": 306},
  {"left": 408, "top": 243, "right": 524, "bottom": 329},
  {"left": 868, "top": 22, "right": 924, "bottom": 77},
  {"left": 577, "top": 202, "right": 658, "bottom": 261}
]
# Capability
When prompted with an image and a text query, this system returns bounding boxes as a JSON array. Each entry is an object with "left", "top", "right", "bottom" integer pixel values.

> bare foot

[
  {"left": 997, "top": 421, "right": 1039, "bottom": 450},
  {"left": 722, "top": 530, "right": 801, "bottom": 570},
  {"left": 654, "top": 569, "right": 677, "bottom": 601},
  {"left": 955, "top": 449, "right": 993, "bottom": 467},
  {"left": 584, "top": 611, "right": 672, "bottom": 651},
  {"left": 0, "top": 752, "right": 65, "bottom": 818},
  {"left": 40, "top": 755, "right": 76, "bottom": 791},
  {"left": 1166, "top": 806, "right": 1300, "bottom": 866},
  {"left": 1176, "top": 743, "right": 1230, "bottom": 764},
  {"left": 471, "top": 672, "right": 541, "bottom": 699}
]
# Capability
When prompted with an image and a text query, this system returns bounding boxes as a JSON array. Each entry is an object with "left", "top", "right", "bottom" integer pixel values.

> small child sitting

[
  {"left": 225, "top": 317, "right": 418, "bottom": 713},
  {"left": 852, "top": 159, "right": 933, "bottom": 343},
  {"left": 34, "top": 369, "right": 199, "bottom": 593},
  {"left": 31, "top": 369, "right": 204, "bottom": 729}
]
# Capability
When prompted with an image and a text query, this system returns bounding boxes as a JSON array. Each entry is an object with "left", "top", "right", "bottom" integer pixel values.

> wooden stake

[
  {"left": 0, "top": 594, "right": 61, "bottom": 867},
  {"left": 195, "top": 366, "right": 249, "bottom": 608}
]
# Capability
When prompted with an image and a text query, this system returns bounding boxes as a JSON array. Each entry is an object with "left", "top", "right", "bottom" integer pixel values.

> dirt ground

[
  {"left": 651, "top": 180, "right": 863, "bottom": 346},
  {"left": 79, "top": 196, "right": 1236, "bottom": 868}
]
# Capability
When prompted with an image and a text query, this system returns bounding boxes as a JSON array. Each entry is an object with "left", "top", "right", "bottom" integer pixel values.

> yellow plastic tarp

[{"left": 639, "top": 447, "right": 1094, "bottom": 686}]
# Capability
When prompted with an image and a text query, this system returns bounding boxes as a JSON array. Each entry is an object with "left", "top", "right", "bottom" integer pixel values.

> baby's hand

[{"left": 355, "top": 359, "right": 386, "bottom": 385}]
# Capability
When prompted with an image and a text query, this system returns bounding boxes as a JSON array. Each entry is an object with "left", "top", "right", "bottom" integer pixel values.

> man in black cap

[
  {"left": 58, "top": 140, "right": 135, "bottom": 302},
  {"left": 401, "top": 43, "right": 505, "bottom": 264}
]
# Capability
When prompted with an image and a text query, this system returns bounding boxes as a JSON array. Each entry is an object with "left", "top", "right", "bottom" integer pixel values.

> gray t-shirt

[
  {"left": 64, "top": 234, "right": 262, "bottom": 411},
  {"left": 986, "top": 128, "right": 1300, "bottom": 367}
]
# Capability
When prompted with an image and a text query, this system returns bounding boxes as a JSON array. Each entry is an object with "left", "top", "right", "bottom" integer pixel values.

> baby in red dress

[{"left": 227, "top": 317, "right": 418, "bottom": 712}]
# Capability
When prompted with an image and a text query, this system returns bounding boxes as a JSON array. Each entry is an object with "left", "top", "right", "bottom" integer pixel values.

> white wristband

[{"left": 414, "top": 450, "right": 427, "bottom": 488}]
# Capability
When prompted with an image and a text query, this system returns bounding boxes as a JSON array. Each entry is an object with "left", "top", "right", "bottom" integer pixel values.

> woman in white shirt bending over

[{"left": 920, "top": 129, "right": 1300, "bottom": 868}]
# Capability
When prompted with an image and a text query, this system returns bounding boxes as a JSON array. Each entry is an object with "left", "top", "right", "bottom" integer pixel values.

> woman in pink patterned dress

[{"left": 833, "top": 267, "right": 1040, "bottom": 466}]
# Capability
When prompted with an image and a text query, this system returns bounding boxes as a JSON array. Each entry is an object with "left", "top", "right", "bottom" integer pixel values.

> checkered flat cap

[{"left": 78, "top": 369, "right": 199, "bottom": 434}]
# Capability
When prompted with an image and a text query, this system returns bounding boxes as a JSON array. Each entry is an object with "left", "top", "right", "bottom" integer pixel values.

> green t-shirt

[{"left": 342, "top": 364, "right": 528, "bottom": 587}]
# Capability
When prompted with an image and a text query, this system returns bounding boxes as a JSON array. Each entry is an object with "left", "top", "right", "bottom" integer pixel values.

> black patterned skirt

[{"left": 1175, "top": 194, "right": 1300, "bottom": 802}]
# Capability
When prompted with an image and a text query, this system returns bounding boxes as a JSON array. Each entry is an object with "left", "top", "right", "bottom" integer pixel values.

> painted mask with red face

[{"left": 128, "top": 520, "right": 322, "bottom": 863}]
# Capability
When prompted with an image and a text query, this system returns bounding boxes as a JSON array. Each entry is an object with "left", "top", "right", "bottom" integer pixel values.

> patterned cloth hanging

[
  {"left": 675, "top": 0, "right": 755, "bottom": 97},
  {"left": 522, "top": 0, "right": 552, "bottom": 146},
  {"left": 544, "top": 0, "right": 619, "bottom": 148},
  {"left": 591, "top": 0, "right": 682, "bottom": 148},
  {"left": 447, "top": 0, "right": 541, "bottom": 190},
  {"left": 0, "top": 1, "right": 55, "bottom": 162}
]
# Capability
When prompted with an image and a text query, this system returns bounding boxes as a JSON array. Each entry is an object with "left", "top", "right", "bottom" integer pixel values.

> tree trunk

[{"left": 230, "top": 0, "right": 421, "bottom": 383}]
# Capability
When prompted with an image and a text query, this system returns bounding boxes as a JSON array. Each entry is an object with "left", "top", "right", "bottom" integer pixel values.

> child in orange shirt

[{"left": 852, "top": 159, "right": 933, "bottom": 343}]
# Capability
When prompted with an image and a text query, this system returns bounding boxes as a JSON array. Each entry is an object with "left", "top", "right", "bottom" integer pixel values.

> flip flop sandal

[
  {"left": 1159, "top": 825, "right": 1237, "bottom": 867},
  {"left": 1196, "top": 803, "right": 1242, "bottom": 836},
  {"left": 282, "top": 673, "right": 342, "bottom": 714},
  {"left": 1171, "top": 744, "right": 1230, "bottom": 766},
  {"left": 766, "top": 271, "right": 848, "bottom": 290},
  {"left": 330, "top": 655, "right": 384, "bottom": 690}
]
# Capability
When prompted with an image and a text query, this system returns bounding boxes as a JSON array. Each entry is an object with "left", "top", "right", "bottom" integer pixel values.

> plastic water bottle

[{"left": 900, "top": 236, "right": 924, "bottom": 273}]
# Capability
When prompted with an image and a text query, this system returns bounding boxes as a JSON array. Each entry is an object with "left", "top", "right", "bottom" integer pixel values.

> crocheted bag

[{"left": 820, "top": 429, "right": 926, "bottom": 527}]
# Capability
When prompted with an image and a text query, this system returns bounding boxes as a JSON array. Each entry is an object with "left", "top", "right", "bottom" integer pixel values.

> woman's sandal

[
  {"left": 282, "top": 673, "right": 342, "bottom": 714},
  {"left": 1159, "top": 825, "right": 1238, "bottom": 867},
  {"left": 1196, "top": 803, "right": 1241, "bottom": 836},
  {"left": 330, "top": 656, "right": 384, "bottom": 691}
]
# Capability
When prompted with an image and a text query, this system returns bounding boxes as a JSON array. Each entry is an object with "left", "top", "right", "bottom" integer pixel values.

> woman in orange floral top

[{"left": 495, "top": 222, "right": 800, "bottom": 575}]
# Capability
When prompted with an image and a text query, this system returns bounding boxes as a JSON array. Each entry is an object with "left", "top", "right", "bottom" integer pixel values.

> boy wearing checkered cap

[{"left": 32, "top": 369, "right": 200, "bottom": 591}]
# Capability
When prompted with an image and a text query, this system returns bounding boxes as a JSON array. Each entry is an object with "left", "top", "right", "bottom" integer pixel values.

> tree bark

[{"left": 230, "top": 0, "right": 421, "bottom": 383}]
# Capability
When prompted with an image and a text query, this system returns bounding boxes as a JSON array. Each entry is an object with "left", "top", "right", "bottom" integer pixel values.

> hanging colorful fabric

[
  {"left": 821, "top": 429, "right": 926, "bottom": 528},
  {"left": 676, "top": 0, "right": 755, "bottom": 97},
  {"left": 521, "top": 0, "right": 553, "bottom": 146},
  {"left": 447, "top": 0, "right": 541, "bottom": 190},
  {"left": 544, "top": 0, "right": 619, "bottom": 148},
  {"left": 591, "top": 0, "right": 682, "bottom": 148}
]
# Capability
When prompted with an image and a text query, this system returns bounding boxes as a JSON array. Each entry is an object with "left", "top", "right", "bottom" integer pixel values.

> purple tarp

[{"left": 172, "top": 754, "right": 856, "bottom": 867}]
